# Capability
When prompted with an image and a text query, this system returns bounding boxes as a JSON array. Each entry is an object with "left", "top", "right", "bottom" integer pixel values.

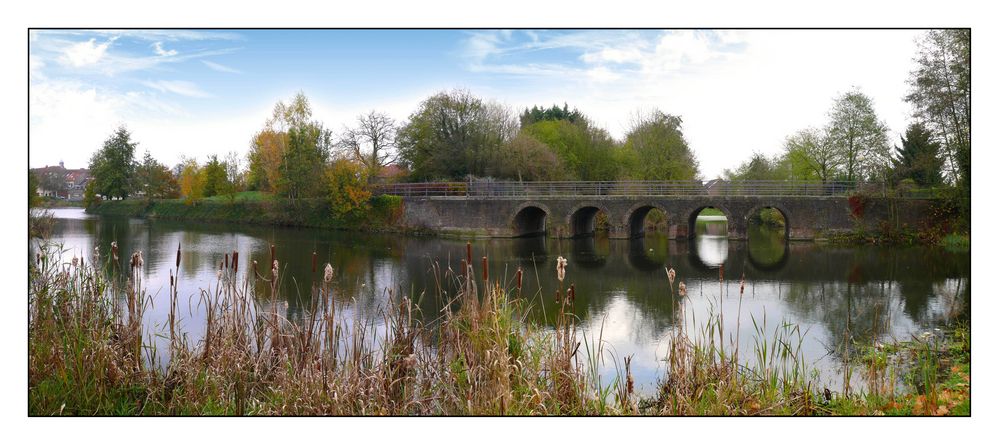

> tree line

[{"left": 71, "top": 30, "right": 968, "bottom": 222}]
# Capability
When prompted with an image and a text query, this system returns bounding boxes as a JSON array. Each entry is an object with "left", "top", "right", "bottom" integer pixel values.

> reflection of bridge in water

[{"left": 379, "top": 180, "right": 936, "bottom": 240}]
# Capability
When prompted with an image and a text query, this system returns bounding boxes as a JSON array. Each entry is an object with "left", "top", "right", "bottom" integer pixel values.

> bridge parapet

[{"left": 375, "top": 180, "right": 896, "bottom": 198}]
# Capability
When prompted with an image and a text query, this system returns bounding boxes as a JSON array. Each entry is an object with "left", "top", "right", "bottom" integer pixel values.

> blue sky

[{"left": 29, "top": 29, "right": 923, "bottom": 178}]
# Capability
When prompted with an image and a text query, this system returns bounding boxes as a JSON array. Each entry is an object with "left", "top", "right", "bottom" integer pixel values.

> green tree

[
  {"left": 28, "top": 171, "right": 41, "bottom": 208},
  {"left": 521, "top": 118, "right": 618, "bottom": 180},
  {"left": 893, "top": 123, "right": 943, "bottom": 187},
  {"left": 489, "top": 133, "right": 567, "bottom": 181},
  {"left": 519, "top": 103, "right": 585, "bottom": 127},
  {"left": 279, "top": 122, "right": 333, "bottom": 199},
  {"left": 621, "top": 110, "right": 699, "bottom": 180},
  {"left": 83, "top": 180, "right": 99, "bottom": 208},
  {"left": 824, "top": 90, "right": 891, "bottom": 182},
  {"left": 723, "top": 152, "right": 785, "bottom": 180},
  {"left": 202, "top": 155, "right": 227, "bottom": 197},
  {"left": 397, "top": 89, "right": 517, "bottom": 180},
  {"left": 782, "top": 128, "right": 840, "bottom": 181},
  {"left": 87, "top": 126, "right": 137, "bottom": 200},
  {"left": 906, "top": 29, "right": 970, "bottom": 187}
]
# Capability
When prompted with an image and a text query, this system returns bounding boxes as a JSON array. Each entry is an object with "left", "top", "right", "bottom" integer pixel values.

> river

[{"left": 33, "top": 208, "right": 970, "bottom": 396}]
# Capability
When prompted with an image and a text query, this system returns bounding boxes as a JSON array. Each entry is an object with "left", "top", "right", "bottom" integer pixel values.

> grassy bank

[
  {"left": 28, "top": 240, "right": 970, "bottom": 416},
  {"left": 87, "top": 194, "right": 403, "bottom": 232}
]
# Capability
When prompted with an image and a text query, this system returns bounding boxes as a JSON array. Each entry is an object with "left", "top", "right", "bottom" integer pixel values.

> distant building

[
  {"left": 374, "top": 164, "right": 408, "bottom": 184},
  {"left": 30, "top": 161, "right": 91, "bottom": 201}
]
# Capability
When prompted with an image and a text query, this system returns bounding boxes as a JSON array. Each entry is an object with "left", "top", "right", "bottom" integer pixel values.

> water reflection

[{"left": 35, "top": 208, "right": 971, "bottom": 395}]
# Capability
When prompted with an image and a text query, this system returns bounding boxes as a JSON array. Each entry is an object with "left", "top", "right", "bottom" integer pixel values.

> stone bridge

[{"left": 377, "top": 181, "right": 937, "bottom": 240}]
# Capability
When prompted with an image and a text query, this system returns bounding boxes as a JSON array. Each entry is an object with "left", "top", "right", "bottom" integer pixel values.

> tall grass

[{"left": 28, "top": 240, "right": 967, "bottom": 415}]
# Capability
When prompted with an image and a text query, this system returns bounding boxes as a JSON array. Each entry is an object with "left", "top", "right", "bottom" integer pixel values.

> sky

[{"left": 29, "top": 29, "right": 924, "bottom": 178}]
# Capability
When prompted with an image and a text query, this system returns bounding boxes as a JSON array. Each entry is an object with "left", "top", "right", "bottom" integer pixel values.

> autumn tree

[
  {"left": 88, "top": 125, "right": 138, "bottom": 200},
  {"left": 135, "top": 151, "right": 180, "bottom": 199},
  {"left": 246, "top": 92, "right": 318, "bottom": 193},
  {"left": 327, "top": 158, "right": 371, "bottom": 218},
  {"left": 906, "top": 29, "right": 970, "bottom": 187},
  {"left": 621, "top": 110, "right": 699, "bottom": 180},
  {"left": 178, "top": 157, "right": 205, "bottom": 205},
  {"left": 824, "top": 90, "right": 891, "bottom": 182},
  {"left": 338, "top": 111, "right": 399, "bottom": 180},
  {"left": 397, "top": 89, "right": 517, "bottom": 180}
]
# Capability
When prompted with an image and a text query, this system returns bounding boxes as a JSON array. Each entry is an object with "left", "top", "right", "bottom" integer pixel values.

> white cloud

[
  {"left": 141, "top": 80, "right": 212, "bottom": 98},
  {"left": 459, "top": 30, "right": 919, "bottom": 179},
  {"left": 58, "top": 37, "right": 114, "bottom": 67},
  {"left": 152, "top": 42, "right": 178, "bottom": 57},
  {"left": 202, "top": 60, "right": 241, "bottom": 74}
]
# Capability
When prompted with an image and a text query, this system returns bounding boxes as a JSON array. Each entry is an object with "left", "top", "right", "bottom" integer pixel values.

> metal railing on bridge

[{"left": 373, "top": 180, "right": 891, "bottom": 198}]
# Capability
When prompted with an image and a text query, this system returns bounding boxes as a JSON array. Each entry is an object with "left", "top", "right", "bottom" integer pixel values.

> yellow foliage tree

[
  {"left": 328, "top": 158, "right": 371, "bottom": 218},
  {"left": 179, "top": 158, "right": 205, "bottom": 205}
]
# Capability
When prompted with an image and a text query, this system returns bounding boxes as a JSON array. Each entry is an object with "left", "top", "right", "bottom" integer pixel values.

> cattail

[
  {"left": 136, "top": 250, "right": 143, "bottom": 268},
  {"left": 556, "top": 256, "right": 567, "bottom": 283},
  {"left": 225, "top": 253, "right": 229, "bottom": 270},
  {"left": 253, "top": 260, "right": 259, "bottom": 277},
  {"left": 111, "top": 241, "right": 119, "bottom": 261},
  {"left": 739, "top": 273, "right": 745, "bottom": 295},
  {"left": 567, "top": 284, "right": 575, "bottom": 303},
  {"left": 555, "top": 289, "right": 561, "bottom": 303},
  {"left": 324, "top": 263, "right": 333, "bottom": 283},
  {"left": 667, "top": 267, "right": 676, "bottom": 286},
  {"left": 272, "top": 260, "right": 279, "bottom": 280},
  {"left": 71, "top": 256, "right": 78, "bottom": 268},
  {"left": 516, "top": 267, "right": 523, "bottom": 292},
  {"left": 312, "top": 251, "right": 317, "bottom": 273},
  {"left": 175, "top": 243, "right": 181, "bottom": 268},
  {"left": 482, "top": 257, "right": 488, "bottom": 283},
  {"left": 719, "top": 264, "right": 724, "bottom": 281},
  {"left": 678, "top": 281, "right": 687, "bottom": 297},
  {"left": 466, "top": 242, "right": 472, "bottom": 268},
  {"left": 232, "top": 251, "right": 239, "bottom": 272}
]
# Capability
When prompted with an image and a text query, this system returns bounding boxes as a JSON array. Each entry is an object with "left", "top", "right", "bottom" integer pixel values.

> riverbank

[
  {"left": 86, "top": 195, "right": 404, "bottom": 232},
  {"left": 28, "top": 240, "right": 969, "bottom": 416}
]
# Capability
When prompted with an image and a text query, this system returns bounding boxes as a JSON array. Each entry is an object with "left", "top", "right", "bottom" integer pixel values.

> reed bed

[{"left": 27, "top": 241, "right": 969, "bottom": 416}]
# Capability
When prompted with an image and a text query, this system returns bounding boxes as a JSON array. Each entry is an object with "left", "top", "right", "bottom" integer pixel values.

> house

[{"left": 30, "top": 161, "right": 90, "bottom": 201}]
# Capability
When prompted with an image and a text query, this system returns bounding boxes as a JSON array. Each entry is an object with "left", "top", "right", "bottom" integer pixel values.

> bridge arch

[
  {"left": 687, "top": 205, "right": 733, "bottom": 239},
  {"left": 509, "top": 202, "right": 551, "bottom": 238},
  {"left": 566, "top": 203, "right": 612, "bottom": 238},
  {"left": 624, "top": 202, "right": 670, "bottom": 239},
  {"left": 744, "top": 204, "right": 790, "bottom": 239}
]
